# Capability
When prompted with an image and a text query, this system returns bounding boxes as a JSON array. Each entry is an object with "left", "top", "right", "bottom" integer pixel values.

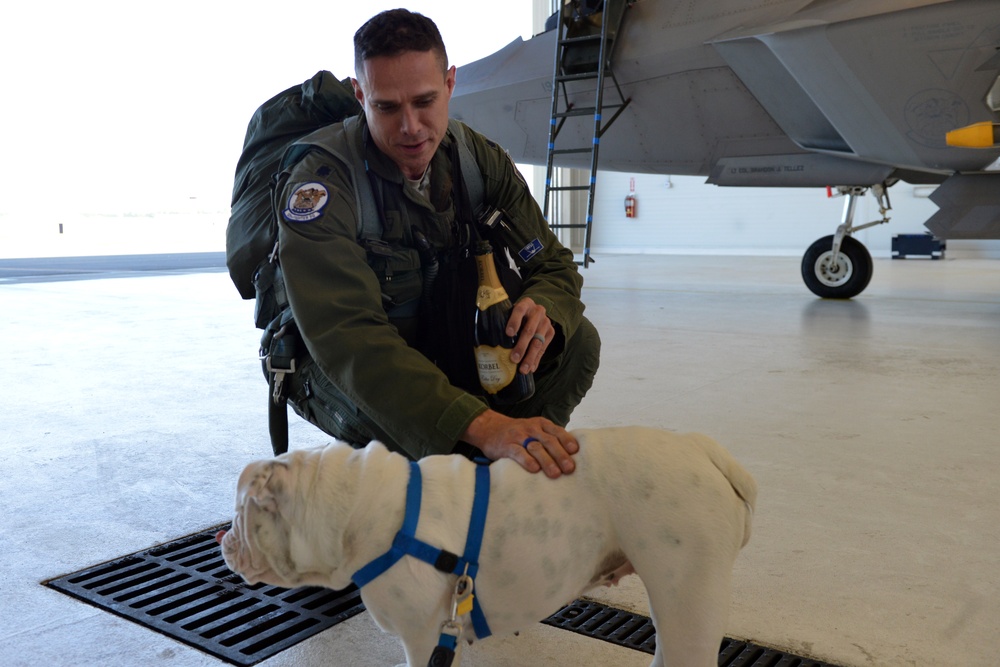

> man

[{"left": 274, "top": 9, "right": 600, "bottom": 478}]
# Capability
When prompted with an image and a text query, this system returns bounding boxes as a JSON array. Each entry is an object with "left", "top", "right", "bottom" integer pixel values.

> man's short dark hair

[{"left": 354, "top": 9, "right": 449, "bottom": 77}]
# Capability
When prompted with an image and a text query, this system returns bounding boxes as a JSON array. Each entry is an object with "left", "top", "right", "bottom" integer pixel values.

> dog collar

[{"left": 351, "top": 460, "right": 493, "bottom": 640}]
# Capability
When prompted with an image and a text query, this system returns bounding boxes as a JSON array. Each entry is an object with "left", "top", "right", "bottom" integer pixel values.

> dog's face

[{"left": 219, "top": 447, "right": 353, "bottom": 588}]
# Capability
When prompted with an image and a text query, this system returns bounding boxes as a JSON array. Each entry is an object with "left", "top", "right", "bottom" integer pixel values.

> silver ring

[{"left": 532, "top": 333, "right": 546, "bottom": 345}]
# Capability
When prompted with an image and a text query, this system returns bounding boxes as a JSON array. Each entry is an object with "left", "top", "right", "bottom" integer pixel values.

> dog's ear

[
  {"left": 237, "top": 460, "right": 290, "bottom": 515},
  {"left": 231, "top": 460, "right": 295, "bottom": 583}
]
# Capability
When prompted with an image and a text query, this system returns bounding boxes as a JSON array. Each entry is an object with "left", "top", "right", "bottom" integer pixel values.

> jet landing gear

[{"left": 801, "top": 184, "right": 891, "bottom": 299}]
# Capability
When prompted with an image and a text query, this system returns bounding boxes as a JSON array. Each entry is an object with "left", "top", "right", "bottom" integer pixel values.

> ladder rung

[
  {"left": 559, "top": 35, "right": 612, "bottom": 46},
  {"left": 547, "top": 185, "right": 591, "bottom": 192},
  {"left": 553, "top": 102, "right": 627, "bottom": 119},
  {"left": 551, "top": 148, "right": 593, "bottom": 155},
  {"left": 556, "top": 71, "right": 600, "bottom": 82}
]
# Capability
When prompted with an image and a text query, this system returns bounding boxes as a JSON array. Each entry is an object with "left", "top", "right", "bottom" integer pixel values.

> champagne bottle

[{"left": 473, "top": 241, "right": 535, "bottom": 404}]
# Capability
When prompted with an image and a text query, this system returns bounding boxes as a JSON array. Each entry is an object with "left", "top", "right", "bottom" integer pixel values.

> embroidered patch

[
  {"left": 518, "top": 238, "right": 544, "bottom": 263},
  {"left": 283, "top": 182, "right": 329, "bottom": 223}
]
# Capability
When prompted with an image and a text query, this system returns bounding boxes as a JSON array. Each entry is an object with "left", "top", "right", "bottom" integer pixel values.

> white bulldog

[{"left": 218, "top": 426, "right": 756, "bottom": 667}]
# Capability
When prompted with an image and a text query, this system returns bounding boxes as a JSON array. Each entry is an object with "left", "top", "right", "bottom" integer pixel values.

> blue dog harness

[{"left": 351, "top": 460, "right": 493, "bottom": 648}]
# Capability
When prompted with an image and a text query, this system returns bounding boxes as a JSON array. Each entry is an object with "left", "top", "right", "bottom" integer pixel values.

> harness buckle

[
  {"left": 262, "top": 322, "right": 298, "bottom": 403},
  {"left": 434, "top": 550, "right": 460, "bottom": 574},
  {"left": 264, "top": 355, "right": 297, "bottom": 403},
  {"left": 363, "top": 238, "right": 393, "bottom": 258}
]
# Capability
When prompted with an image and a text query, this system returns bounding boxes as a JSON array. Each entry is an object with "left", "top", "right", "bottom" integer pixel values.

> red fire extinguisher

[{"left": 624, "top": 177, "right": 637, "bottom": 218}]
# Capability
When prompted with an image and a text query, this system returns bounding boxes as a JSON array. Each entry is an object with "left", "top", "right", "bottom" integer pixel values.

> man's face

[{"left": 353, "top": 50, "right": 456, "bottom": 181}]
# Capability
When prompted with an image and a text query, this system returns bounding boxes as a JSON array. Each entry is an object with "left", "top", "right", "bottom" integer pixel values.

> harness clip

[
  {"left": 265, "top": 355, "right": 297, "bottom": 403},
  {"left": 453, "top": 574, "right": 475, "bottom": 618},
  {"left": 263, "top": 322, "right": 298, "bottom": 403}
]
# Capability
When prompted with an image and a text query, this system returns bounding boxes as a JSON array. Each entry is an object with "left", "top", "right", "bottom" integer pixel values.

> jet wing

[{"left": 450, "top": 0, "right": 1000, "bottom": 239}]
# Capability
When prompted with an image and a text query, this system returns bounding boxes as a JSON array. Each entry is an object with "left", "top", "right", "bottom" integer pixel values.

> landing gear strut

[{"left": 801, "top": 184, "right": 891, "bottom": 299}]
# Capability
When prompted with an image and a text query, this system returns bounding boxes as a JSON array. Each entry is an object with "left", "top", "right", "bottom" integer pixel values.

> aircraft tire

[{"left": 801, "top": 234, "right": 873, "bottom": 299}]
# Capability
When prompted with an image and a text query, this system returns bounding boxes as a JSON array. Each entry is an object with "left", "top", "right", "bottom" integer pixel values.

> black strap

[
  {"left": 262, "top": 310, "right": 299, "bottom": 455},
  {"left": 449, "top": 135, "right": 480, "bottom": 245},
  {"left": 268, "top": 374, "right": 289, "bottom": 456}
]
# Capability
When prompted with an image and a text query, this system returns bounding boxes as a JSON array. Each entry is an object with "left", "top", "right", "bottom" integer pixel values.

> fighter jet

[{"left": 449, "top": 0, "right": 1000, "bottom": 297}]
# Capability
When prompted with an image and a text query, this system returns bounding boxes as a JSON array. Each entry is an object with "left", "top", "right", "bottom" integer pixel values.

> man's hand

[
  {"left": 506, "top": 296, "right": 554, "bottom": 375},
  {"left": 460, "top": 410, "right": 578, "bottom": 478}
]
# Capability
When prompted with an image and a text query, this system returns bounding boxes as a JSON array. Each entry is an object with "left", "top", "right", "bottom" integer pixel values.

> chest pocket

[
  {"left": 365, "top": 198, "right": 426, "bottom": 320},
  {"left": 367, "top": 243, "right": 423, "bottom": 319}
]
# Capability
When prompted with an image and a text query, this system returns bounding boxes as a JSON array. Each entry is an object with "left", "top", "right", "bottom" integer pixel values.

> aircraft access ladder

[{"left": 542, "top": 0, "right": 631, "bottom": 267}]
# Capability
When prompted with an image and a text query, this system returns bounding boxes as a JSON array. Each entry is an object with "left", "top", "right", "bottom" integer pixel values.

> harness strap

[
  {"left": 350, "top": 460, "right": 493, "bottom": 639},
  {"left": 350, "top": 461, "right": 424, "bottom": 588},
  {"left": 465, "top": 464, "right": 491, "bottom": 638}
]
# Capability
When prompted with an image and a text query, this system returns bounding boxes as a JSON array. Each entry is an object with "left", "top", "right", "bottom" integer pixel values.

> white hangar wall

[{"left": 584, "top": 171, "right": 1000, "bottom": 259}]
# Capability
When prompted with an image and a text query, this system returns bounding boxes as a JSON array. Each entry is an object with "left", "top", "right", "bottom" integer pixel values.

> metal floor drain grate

[
  {"left": 543, "top": 599, "right": 842, "bottom": 666},
  {"left": 44, "top": 524, "right": 364, "bottom": 666},
  {"left": 47, "top": 527, "right": 839, "bottom": 666}
]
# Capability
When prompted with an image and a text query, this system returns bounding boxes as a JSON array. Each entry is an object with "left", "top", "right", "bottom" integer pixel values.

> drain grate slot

[
  {"left": 544, "top": 599, "right": 658, "bottom": 654},
  {"left": 542, "top": 599, "right": 842, "bottom": 666},
  {"left": 44, "top": 524, "right": 365, "bottom": 666}
]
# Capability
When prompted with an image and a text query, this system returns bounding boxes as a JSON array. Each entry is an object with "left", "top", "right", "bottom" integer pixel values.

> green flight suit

[{"left": 274, "top": 116, "right": 600, "bottom": 459}]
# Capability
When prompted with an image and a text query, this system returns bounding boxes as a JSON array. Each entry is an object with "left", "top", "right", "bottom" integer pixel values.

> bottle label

[
  {"left": 476, "top": 285, "right": 509, "bottom": 311},
  {"left": 474, "top": 345, "right": 517, "bottom": 394}
]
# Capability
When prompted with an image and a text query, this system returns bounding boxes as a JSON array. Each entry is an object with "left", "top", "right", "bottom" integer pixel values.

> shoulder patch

[
  {"left": 518, "top": 238, "right": 544, "bottom": 263},
  {"left": 282, "top": 182, "right": 329, "bottom": 223}
]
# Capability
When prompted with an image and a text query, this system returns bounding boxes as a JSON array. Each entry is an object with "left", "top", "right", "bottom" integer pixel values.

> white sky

[{"left": 0, "top": 1, "right": 533, "bottom": 214}]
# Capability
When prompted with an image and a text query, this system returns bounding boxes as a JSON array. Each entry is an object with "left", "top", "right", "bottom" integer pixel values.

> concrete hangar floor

[{"left": 2, "top": 252, "right": 998, "bottom": 666}]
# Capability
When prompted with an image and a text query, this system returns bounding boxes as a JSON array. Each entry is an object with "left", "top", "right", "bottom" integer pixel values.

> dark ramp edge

[{"left": 46, "top": 525, "right": 842, "bottom": 666}]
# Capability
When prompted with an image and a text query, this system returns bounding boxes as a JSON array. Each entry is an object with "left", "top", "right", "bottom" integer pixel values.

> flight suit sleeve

[
  {"left": 464, "top": 127, "right": 587, "bottom": 348},
  {"left": 274, "top": 151, "right": 487, "bottom": 458}
]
